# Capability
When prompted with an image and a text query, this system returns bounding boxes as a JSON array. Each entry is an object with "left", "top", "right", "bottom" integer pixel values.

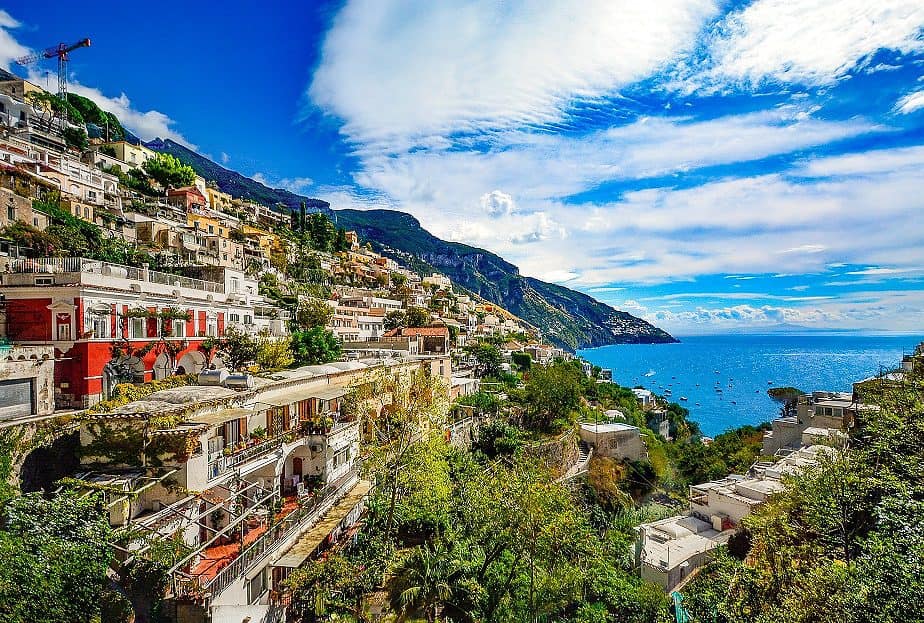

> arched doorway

[
  {"left": 152, "top": 353, "right": 173, "bottom": 380},
  {"left": 176, "top": 350, "right": 207, "bottom": 376}
]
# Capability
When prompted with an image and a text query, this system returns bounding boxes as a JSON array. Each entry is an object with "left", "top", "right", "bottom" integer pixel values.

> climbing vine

[{"left": 86, "top": 374, "right": 195, "bottom": 414}]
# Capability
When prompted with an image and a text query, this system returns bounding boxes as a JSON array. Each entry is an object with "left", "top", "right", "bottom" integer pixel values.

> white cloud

[
  {"left": 0, "top": 10, "right": 28, "bottom": 69},
  {"left": 0, "top": 12, "right": 194, "bottom": 147},
  {"left": 220, "top": 152, "right": 230, "bottom": 164},
  {"left": 896, "top": 90, "right": 924, "bottom": 114},
  {"left": 66, "top": 82, "right": 195, "bottom": 147},
  {"left": 704, "top": 0, "right": 924, "bottom": 87},
  {"left": 252, "top": 173, "right": 314, "bottom": 195},
  {"left": 310, "top": 0, "right": 719, "bottom": 148},
  {"left": 480, "top": 190, "right": 516, "bottom": 217}
]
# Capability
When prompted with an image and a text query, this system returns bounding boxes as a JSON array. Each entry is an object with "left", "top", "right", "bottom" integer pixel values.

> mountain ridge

[{"left": 145, "top": 138, "right": 676, "bottom": 350}]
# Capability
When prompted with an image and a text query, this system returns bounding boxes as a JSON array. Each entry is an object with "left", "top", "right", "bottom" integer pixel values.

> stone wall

[{"left": 523, "top": 429, "right": 580, "bottom": 478}]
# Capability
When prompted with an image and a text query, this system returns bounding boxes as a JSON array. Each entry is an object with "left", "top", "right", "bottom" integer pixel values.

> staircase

[{"left": 557, "top": 441, "right": 593, "bottom": 482}]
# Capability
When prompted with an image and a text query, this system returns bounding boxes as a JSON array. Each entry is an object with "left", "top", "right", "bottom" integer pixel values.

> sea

[{"left": 578, "top": 333, "right": 923, "bottom": 437}]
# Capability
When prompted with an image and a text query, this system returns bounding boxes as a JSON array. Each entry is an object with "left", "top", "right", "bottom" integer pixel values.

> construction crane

[{"left": 14, "top": 38, "right": 91, "bottom": 102}]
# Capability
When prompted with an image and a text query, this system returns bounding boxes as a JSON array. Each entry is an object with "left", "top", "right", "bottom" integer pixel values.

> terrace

[
  {"left": 170, "top": 467, "right": 362, "bottom": 600},
  {"left": 2, "top": 256, "right": 225, "bottom": 295}
]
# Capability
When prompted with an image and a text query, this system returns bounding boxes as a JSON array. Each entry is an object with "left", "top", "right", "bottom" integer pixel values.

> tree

[
  {"left": 0, "top": 492, "right": 112, "bottom": 623},
  {"left": 63, "top": 126, "right": 89, "bottom": 151},
  {"left": 349, "top": 367, "right": 449, "bottom": 542},
  {"left": 393, "top": 541, "right": 462, "bottom": 623},
  {"left": 256, "top": 335, "right": 294, "bottom": 370},
  {"left": 384, "top": 309, "right": 405, "bottom": 331},
  {"left": 405, "top": 306, "right": 431, "bottom": 328},
  {"left": 295, "top": 298, "right": 334, "bottom": 330},
  {"left": 511, "top": 351, "right": 532, "bottom": 371},
  {"left": 204, "top": 326, "right": 259, "bottom": 370},
  {"left": 142, "top": 153, "right": 195, "bottom": 189},
  {"left": 523, "top": 361, "right": 583, "bottom": 431},
  {"left": 290, "top": 327, "right": 341, "bottom": 365},
  {"left": 469, "top": 343, "right": 503, "bottom": 378}
]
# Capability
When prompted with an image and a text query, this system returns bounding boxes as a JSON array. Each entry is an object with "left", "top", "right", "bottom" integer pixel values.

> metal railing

[
  {"left": 5, "top": 257, "right": 225, "bottom": 293},
  {"left": 176, "top": 469, "right": 360, "bottom": 599},
  {"left": 207, "top": 436, "right": 286, "bottom": 480}
]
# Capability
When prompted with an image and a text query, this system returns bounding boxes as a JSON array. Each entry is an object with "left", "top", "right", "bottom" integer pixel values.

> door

[{"left": 292, "top": 457, "right": 303, "bottom": 479}]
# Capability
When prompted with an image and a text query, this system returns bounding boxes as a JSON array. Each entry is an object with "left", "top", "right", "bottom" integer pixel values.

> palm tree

[{"left": 394, "top": 541, "right": 461, "bottom": 623}]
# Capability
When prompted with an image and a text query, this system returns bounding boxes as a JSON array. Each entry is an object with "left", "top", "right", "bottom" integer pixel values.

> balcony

[
  {"left": 3, "top": 256, "right": 225, "bottom": 295},
  {"left": 207, "top": 432, "right": 298, "bottom": 480},
  {"left": 173, "top": 468, "right": 360, "bottom": 600}
]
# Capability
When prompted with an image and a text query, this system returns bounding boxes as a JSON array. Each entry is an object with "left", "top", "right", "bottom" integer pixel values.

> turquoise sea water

[{"left": 578, "top": 334, "right": 923, "bottom": 437}]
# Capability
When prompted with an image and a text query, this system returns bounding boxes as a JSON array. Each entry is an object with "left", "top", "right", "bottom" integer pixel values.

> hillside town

[{"left": 0, "top": 52, "right": 922, "bottom": 623}]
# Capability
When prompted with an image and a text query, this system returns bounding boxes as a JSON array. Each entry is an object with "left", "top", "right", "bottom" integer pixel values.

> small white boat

[{"left": 680, "top": 396, "right": 688, "bottom": 401}]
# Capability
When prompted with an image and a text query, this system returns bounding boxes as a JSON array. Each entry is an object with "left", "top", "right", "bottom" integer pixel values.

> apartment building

[
  {"left": 98, "top": 140, "right": 158, "bottom": 169},
  {"left": 762, "top": 391, "right": 874, "bottom": 455},
  {"left": 637, "top": 445, "right": 828, "bottom": 591},
  {"left": 0, "top": 257, "right": 286, "bottom": 408},
  {"left": 73, "top": 357, "right": 444, "bottom": 622}
]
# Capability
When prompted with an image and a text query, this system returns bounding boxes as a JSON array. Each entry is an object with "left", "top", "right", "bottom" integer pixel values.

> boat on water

[
  {"left": 644, "top": 370, "right": 655, "bottom": 377},
  {"left": 715, "top": 388, "right": 723, "bottom": 392},
  {"left": 680, "top": 396, "right": 688, "bottom": 401},
  {"left": 731, "top": 401, "right": 737, "bottom": 404},
  {"left": 768, "top": 381, "right": 774, "bottom": 385}
]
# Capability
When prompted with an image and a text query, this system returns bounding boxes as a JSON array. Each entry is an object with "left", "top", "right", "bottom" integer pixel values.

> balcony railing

[
  {"left": 207, "top": 435, "right": 289, "bottom": 480},
  {"left": 6, "top": 257, "right": 225, "bottom": 293},
  {"left": 174, "top": 468, "right": 360, "bottom": 600}
]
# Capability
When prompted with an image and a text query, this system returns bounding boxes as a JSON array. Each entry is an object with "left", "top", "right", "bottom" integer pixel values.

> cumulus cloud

[
  {"left": 481, "top": 190, "right": 516, "bottom": 217},
  {"left": 66, "top": 82, "right": 195, "bottom": 147}
]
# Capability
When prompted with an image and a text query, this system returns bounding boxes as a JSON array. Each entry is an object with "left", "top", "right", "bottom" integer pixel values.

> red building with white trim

[{"left": 0, "top": 257, "right": 287, "bottom": 408}]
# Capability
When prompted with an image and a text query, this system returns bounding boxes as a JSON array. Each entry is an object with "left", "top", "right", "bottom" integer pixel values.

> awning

[
  {"left": 259, "top": 385, "right": 351, "bottom": 407},
  {"left": 312, "top": 386, "right": 352, "bottom": 401},
  {"left": 188, "top": 408, "right": 253, "bottom": 427},
  {"left": 273, "top": 479, "right": 371, "bottom": 568}
]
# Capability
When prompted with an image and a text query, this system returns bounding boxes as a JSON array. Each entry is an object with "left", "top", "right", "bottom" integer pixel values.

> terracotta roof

[{"left": 386, "top": 326, "right": 449, "bottom": 338}]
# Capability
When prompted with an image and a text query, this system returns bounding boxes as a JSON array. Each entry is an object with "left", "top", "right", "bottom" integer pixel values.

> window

[
  {"left": 246, "top": 569, "right": 267, "bottom": 604},
  {"left": 34, "top": 277, "right": 52, "bottom": 286},
  {"left": 229, "top": 313, "right": 240, "bottom": 322},
  {"left": 244, "top": 315, "right": 252, "bottom": 325},
  {"left": 171, "top": 320, "right": 185, "bottom": 338},
  {"left": 208, "top": 225, "right": 214, "bottom": 234},
  {"left": 7, "top": 205, "right": 14, "bottom": 221},
  {"left": 131, "top": 317, "right": 145, "bottom": 339}
]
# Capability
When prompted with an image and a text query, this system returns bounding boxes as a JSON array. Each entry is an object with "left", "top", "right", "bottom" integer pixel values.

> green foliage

[
  {"left": 0, "top": 492, "right": 112, "bottom": 623},
  {"left": 86, "top": 374, "right": 195, "bottom": 415},
  {"left": 142, "top": 153, "right": 195, "bottom": 189},
  {"left": 458, "top": 390, "right": 500, "bottom": 416},
  {"left": 67, "top": 93, "right": 126, "bottom": 140},
  {"left": 384, "top": 309, "right": 405, "bottom": 331},
  {"left": 474, "top": 420, "right": 524, "bottom": 458},
  {"left": 290, "top": 327, "right": 341, "bottom": 365},
  {"left": 667, "top": 424, "right": 767, "bottom": 485},
  {"left": 468, "top": 342, "right": 503, "bottom": 378},
  {"left": 523, "top": 360, "right": 584, "bottom": 432},
  {"left": 682, "top": 383, "right": 924, "bottom": 623},
  {"left": 295, "top": 298, "right": 334, "bottom": 330},
  {"left": 203, "top": 326, "right": 260, "bottom": 370},
  {"left": 63, "top": 126, "right": 89, "bottom": 151},
  {"left": 256, "top": 335, "right": 294, "bottom": 370},
  {"left": 405, "top": 306, "right": 431, "bottom": 328},
  {"left": 511, "top": 351, "right": 532, "bottom": 371}
]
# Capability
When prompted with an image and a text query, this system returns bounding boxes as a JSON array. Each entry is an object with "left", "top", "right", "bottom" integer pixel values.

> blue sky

[{"left": 3, "top": 1, "right": 924, "bottom": 335}]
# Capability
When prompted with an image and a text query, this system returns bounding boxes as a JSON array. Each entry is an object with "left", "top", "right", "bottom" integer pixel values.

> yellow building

[
  {"left": 206, "top": 186, "right": 232, "bottom": 211},
  {"left": 0, "top": 77, "right": 45, "bottom": 100},
  {"left": 100, "top": 141, "right": 157, "bottom": 169},
  {"left": 187, "top": 211, "right": 230, "bottom": 238}
]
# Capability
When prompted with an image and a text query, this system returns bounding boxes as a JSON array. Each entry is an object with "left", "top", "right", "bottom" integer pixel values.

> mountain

[
  {"left": 146, "top": 139, "right": 676, "bottom": 350},
  {"left": 334, "top": 210, "right": 676, "bottom": 350},
  {"left": 145, "top": 138, "right": 331, "bottom": 214}
]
